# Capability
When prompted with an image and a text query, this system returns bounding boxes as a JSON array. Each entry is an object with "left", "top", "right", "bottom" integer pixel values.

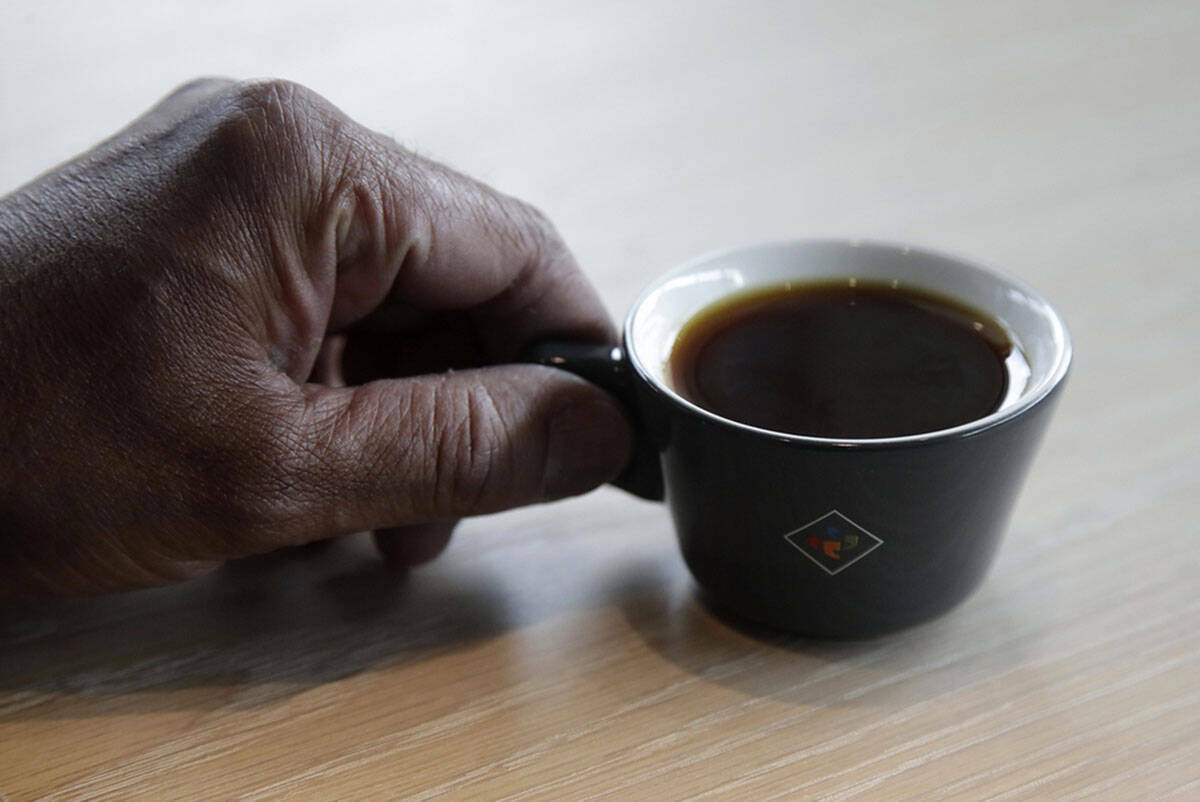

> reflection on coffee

[{"left": 668, "top": 280, "right": 1016, "bottom": 438}]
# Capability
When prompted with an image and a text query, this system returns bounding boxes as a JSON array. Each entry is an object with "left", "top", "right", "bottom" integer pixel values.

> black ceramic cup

[{"left": 527, "top": 240, "right": 1071, "bottom": 638}]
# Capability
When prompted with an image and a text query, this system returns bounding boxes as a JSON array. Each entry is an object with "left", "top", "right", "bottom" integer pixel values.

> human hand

[{"left": 0, "top": 78, "right": 632, "bottom": 595}]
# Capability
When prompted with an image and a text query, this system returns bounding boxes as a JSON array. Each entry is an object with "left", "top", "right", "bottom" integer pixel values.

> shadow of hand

[{"left": 0, "top": 536, "right": 515, "bottom": 719}]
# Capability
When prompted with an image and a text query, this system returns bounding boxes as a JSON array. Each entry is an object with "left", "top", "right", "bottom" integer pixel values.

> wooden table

[{"left": 2, "top": 1, "right": 1198, "bottom": 798}]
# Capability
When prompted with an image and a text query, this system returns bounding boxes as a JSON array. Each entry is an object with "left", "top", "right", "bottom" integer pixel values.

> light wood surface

[{"left": 2, "top": 1, "right": 1198, "bottom": 799}]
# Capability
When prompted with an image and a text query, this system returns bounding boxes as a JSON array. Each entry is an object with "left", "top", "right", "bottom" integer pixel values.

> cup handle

[{"left": 521, "top": 340, "right": 664, "bottom": 501}]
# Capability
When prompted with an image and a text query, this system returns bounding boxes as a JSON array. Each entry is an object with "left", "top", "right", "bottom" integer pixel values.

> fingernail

[{"left": 544, "top": 396, "right": 633, "bottom": 500}]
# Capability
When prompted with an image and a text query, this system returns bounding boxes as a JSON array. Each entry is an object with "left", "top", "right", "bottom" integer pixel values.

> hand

[{"left": 0, "top": 78, "right": 632, "bottom": 595}]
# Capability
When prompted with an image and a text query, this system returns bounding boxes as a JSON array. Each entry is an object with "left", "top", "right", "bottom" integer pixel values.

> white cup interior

[{"left": 626, "top": 239, "right": 1072, "bottom": 444}]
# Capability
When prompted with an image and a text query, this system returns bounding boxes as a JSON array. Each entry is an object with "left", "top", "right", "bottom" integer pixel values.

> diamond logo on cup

[{"left": 783, "top": 510, "right": 883, "bottom": 575}]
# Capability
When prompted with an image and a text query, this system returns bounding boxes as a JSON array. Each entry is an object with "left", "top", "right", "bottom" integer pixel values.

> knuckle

[
  {"left": 230, "top": 78, "right": 325, "bottom": 129},
  {"left": 506, "top": 197, "right": 561, "bottom": 257},
  {"left": 514, "top": 201, "right": 574, "bottom": 281},
  {"left": 465, "top": 193, "right": 568, "bottom": 286},
  {"left": 201, "top": 79, "right": 336, "bottom": 192},
  {"left": 518, "top": 200, "right": 557, "bottom": 236},
  {"left": 433, "top": 381, "right": 512, "bottom": 512}
]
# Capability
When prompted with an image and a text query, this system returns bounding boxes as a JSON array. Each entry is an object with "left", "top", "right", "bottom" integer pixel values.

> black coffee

[{"left": 668, "top": 280, "right": 1013, "bottom": 438}]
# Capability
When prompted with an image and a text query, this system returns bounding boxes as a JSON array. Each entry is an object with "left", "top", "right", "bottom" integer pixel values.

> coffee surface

[{"left": 668, "top": 281, "right": 1012, "bottom": 438}]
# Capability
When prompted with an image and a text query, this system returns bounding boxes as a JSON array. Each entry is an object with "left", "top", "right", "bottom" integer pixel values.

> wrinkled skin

[{"left": 0, "top": 78, "right": 632, "bottom": 595}]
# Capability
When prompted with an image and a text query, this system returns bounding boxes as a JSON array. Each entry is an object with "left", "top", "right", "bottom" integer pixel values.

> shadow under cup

[{"left": 534, "top": 240, "right": 1071, "bottom": 638}]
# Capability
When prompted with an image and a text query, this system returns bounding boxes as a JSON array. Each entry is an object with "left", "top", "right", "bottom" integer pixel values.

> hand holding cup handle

[{"left": 522, "top": 340, "right": 664, "bottom": 501}]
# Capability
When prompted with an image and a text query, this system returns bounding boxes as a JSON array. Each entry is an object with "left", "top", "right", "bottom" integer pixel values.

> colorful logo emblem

[{"left": 783, "top": 510, "right": 883, "bottom": 575}]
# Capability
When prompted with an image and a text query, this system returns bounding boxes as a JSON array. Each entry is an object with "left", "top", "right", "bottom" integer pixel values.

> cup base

[{"left": 693, "top": 582, "right": 979, "bottom": 640}]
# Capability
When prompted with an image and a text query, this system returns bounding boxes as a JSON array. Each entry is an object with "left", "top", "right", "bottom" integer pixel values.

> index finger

[{"left": 326, "top": 133, "right": 615, "bottom": 360}]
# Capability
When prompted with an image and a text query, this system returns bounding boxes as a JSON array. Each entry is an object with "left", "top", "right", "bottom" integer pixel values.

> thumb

[{"left": 285, "top": 365, "right": 633, "bottom": 540}]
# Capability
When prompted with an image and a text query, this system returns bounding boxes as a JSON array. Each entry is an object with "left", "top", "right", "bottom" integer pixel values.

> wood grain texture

[{"left": 2, "top": 0, "right": 1198, "bottom": 799}]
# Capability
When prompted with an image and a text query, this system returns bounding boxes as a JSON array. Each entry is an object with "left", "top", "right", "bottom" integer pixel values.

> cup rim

[{"left": 624, "top": 238, "right": 1073, "bottom": 448}]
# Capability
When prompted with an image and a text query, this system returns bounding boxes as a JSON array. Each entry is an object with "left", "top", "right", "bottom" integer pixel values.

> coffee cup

[{"left": 526, "top": 239, "right": 1071, "bottom": 637}]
